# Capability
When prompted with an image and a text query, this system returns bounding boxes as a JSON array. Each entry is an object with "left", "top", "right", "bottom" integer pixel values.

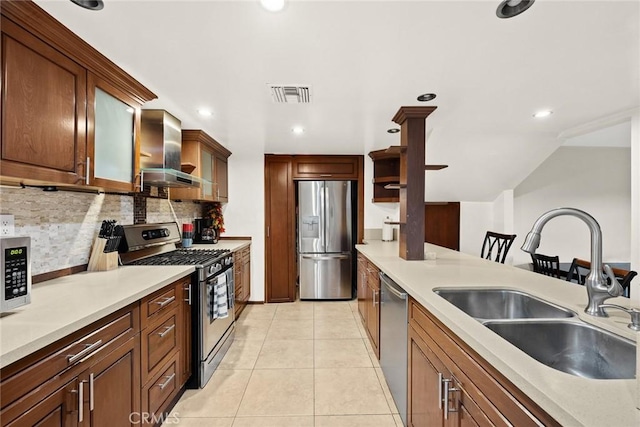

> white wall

[
  {"left": 459, "top": 202, "right": 494, "bottom": 257},
  {"left": 513, "top": 146, "right": 631, "bottom": 267},
  {"left": 224, "top": 148, "right": 265, "bottom": 302},
  {"left": 492, "top": 190, "right": 514, "bottom": 234},
  {"left": 630, "top": 114, "right": 640, "bottom": 301}
]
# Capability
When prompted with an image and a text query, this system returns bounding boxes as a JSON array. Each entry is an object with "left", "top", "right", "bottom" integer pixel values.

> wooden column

[{"left": 392, "top": 106, "right": 437, "bottom": 260}]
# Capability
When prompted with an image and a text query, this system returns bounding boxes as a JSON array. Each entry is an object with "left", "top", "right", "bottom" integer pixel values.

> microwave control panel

[
  {"left": 1, "top": 236, "right": 31, "bottom": 312},
  {"left": 4, "top": 246, "right": 28, "bottom": 299}
]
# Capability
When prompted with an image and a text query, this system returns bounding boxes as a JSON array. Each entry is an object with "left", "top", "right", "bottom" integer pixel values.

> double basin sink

[{"left": 433, "top": 288, "right": 636, "bottom": 379}]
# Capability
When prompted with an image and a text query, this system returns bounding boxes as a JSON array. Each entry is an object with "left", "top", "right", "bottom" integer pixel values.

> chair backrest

[
  {"left": 566, "top": 258, "right": 637, "bottom": 298},
  {"left": 481, "top": 231, "right": 517, "bottom": 264},
  {"left": 530, "top": 253, "right": 561, "bottom": 278}
]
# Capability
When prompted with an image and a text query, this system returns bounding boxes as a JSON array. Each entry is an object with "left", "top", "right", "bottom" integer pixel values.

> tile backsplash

[{"left": 0, "top": 187, "right": 202, "bottom": 276}]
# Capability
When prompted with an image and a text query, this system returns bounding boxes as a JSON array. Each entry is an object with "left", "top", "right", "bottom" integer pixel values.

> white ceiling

[
  {"left": 33, "top": 0, "right": 639, "bottom": 201},
  {"left": 563, "top": 120, "right": 631, "bottom": 147}
]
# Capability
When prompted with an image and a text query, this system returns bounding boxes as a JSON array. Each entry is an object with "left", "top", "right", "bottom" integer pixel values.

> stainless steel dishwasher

[{"left": 379, "top": 272, "right": 408, "bottom": 426}]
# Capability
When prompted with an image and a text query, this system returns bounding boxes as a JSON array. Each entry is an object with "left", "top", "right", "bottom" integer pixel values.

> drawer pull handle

[
  {"left": 68, "top": 340, "right": 103, "bottom": 363},
  {"left": 158, "top": 324, "right": 176, "bottom": 338},
  {"left": 156, "top": 296, "right": 176, "bottom": 307},
  {"left": 157, "top": 373, "right": 176, "bottom": 390}
]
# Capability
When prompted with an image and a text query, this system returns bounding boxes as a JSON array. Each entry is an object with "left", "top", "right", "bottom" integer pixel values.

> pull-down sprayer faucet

[{"left": 521, "top": 208, "right": 623, "bottom": 317}]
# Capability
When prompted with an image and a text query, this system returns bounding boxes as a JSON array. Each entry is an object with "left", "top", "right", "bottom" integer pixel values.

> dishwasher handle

[{"left": 379, "top": 272, "right": 407, "bottom": 300}]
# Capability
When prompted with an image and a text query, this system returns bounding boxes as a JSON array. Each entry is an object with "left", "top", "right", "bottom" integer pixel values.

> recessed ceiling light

[
  {"left": 260, "top": 0, "right": 285, "bottom": 12},
  {"left": 69, "top": 0, "right": 104, "bottom": 11},
  {"left": 417, "top": 93, "right": 437, "bottom": 102},
  {"left": 496, "top": 0, "right": 535, "bottom": 19},
  {"left": 292, "top": 126, "right": 305, "bottom": 135},
  {"left": 387, "top": 128, "right": 400, "bottom": 134},
  {"left": 197, "top": 109, "right": 213, "bottom": 117},
  {"left": 533, "top": 110, "right": 553, "bottom": 118}
]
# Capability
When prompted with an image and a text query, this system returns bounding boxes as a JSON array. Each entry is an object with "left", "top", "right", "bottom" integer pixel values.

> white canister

[{"left": 382, "top": 217, "right": 393, "bottom": 241}]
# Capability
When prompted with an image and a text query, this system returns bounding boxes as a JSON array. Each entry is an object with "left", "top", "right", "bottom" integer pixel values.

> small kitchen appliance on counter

[
  {"left": 1, "top": 236, "right": 31, "bottom": 313},
  {"left": 194, "top": 218, "right": 218, "bottom": 244}
]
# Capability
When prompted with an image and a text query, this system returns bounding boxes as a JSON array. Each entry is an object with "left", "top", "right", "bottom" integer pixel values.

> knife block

[{"left": 88, "top": 238, "right": 119, "bottom": 272}]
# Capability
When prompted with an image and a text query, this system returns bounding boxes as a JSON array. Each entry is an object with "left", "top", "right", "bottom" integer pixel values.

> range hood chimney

[{"left": 140, "top": 110, "right": 200, "bottom": 188}]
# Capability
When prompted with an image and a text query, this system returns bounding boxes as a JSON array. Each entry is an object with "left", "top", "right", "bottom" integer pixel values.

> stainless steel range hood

[{"left": 140, "top": 110, "right": 200, "bottom": 188}]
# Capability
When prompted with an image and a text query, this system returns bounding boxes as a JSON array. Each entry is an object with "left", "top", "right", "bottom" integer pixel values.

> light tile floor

[{"left": 168, "top": 300, "right": 402, "bottom": 427}]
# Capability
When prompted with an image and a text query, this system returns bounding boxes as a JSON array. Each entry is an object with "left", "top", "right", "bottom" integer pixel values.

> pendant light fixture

[
  {"left": 70, "top": 0, "right": 104, "bottom": 11},
  {"left": 496, "top": 0, "right": 535, "bottom": 19}
]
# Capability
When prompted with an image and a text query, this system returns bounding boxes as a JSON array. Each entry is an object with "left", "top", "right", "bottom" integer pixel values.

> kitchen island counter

[
  {"left": 0, "top": 265, "right": 194, "bottom": 368},
  {"left": 357, "top": 240, "right": 639, "bottom": 427}
]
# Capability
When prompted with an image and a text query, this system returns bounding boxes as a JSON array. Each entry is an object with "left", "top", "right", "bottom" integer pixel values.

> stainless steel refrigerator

[{"left": 298, "top": 181, "right": 353, "bottom": 300}]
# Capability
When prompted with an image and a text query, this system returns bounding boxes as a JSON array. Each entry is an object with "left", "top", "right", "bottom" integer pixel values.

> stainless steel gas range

[{"left": 119, "top": 222, "right": 234, "bottom": 388}]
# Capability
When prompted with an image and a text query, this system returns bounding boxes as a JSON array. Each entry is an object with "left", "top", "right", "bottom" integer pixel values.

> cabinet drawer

[
  {"left": 142, "top": 285, "right": 178, "bottom": 327},
  {"left": 1, "top": 304, "right": 138, "bottom": 412},
  {"left": 143, "top": 353, "right": 179, "bottom": 418},
  {"left": 292, "top": 156, "right": 359, "bottom": 179},
  {"left": 142, "top": 310, "right": 179, "bottom": 383}
]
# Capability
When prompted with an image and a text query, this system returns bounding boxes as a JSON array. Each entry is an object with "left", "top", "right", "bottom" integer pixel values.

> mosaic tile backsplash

[{"left": 0, "top": 187, "right": 203, "bottom": 276}]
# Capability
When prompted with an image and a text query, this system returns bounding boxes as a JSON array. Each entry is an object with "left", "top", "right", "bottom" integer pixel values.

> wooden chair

[
  {"left": 481, "top": 231, "right": 517, "bottom": 264},
  {"left": 530, "top": 253, "right": 562, "bottom": 278},
  {"left": 566, "top": 258, "right": 637, "bottom": 298}
]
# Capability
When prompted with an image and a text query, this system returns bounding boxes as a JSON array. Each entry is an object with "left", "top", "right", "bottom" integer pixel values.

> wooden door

[
  {"left": 214, "top": 155, "right": 228, "bottom": 202},
  {"left": 1, "top": 18, "right": 87, "bottom": 185},
  {"left": 425, "top": 203, "right": 460, "bottom": 251},
  {"left": 5, "top": 379, "right": 79, "bottom": 427},
  {"left": 84, "top": 337, "right": 140, "bottom": 427},
  {"left": 408, "top": 327, "right": 445, "bottom": 427},
  {"left": 265, "top": 155, "right": 296, "bottom": 302}
]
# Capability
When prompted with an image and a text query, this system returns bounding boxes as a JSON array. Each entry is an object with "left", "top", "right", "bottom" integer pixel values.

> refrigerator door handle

[{"left": 301, "top": 254, "right": 350, "bottom": 260}]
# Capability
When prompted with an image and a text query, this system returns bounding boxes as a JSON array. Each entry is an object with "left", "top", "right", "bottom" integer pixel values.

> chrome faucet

[{"left": 521, "top": 207, "right": 623, "bottom": 317}]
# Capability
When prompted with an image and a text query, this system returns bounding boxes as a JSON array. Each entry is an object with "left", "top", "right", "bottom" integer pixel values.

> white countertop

[
  {"left": 191, "top": 239, "right": 251, "bottom": 252},
  {"left": 357, "top": 240, "right": 640, "bottom": 427},
  {"left": 0, "top": 240, "right": 251, "bottom": 369},
  {"left": 0, "top": 265, "right": 195, "bottom": 368}
]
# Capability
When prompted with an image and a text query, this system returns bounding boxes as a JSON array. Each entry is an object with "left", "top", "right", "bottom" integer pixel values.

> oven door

[{"left": 201, "top": 269, "right": 234, "bottom": 360}]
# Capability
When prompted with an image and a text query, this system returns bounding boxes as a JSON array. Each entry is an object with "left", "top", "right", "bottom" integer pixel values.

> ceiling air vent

[{"left": 268, "top": 85, "right": 312, "bottom": 103}]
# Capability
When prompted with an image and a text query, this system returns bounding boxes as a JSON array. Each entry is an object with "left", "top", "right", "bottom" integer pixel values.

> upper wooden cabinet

[
  {"left": 0, "top": 1, "right": 155, "bottom": 191},
  {"left": 292, "top": 155, "right": 360, "bottom": 180},
  {"left": 171, "top": 130, "right": 231, "bottom": 203},
  {"left": 1, "top": 17, "right": 87, "bottom": 186},
  {"left": 87, "top": 73, "right": 142, "bottom": 192}
]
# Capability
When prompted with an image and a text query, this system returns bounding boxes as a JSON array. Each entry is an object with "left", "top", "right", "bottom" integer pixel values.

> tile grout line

[{"left": 230, "top": 307, "right": 277, "bottom": 423}]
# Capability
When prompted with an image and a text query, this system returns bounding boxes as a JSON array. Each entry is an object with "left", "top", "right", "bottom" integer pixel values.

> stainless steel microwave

[{"left": 1, "top": 236, "right": 31, "bottom": 312}]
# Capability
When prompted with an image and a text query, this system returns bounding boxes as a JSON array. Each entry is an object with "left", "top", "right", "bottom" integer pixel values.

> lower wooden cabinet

[
  {"left": 356, "top": 253, "right": 380, "bottom": 359},
  {"left": 356, "top": 254, "right": 367, "bottom": 322},
  {"left": 4, "top": 379, "right": 79, "bottom": 427},
  {"left": 0, "top": 276, "right": 193, "bottom": 427},
  {"left": 408, "top": 297, "right": 559, "bottom": 427},
  {"left": 83, "top": 336, "right": 141, "bottom": 427},
  {"left": 234, "top": 245, "right": 251, "bottom": 319}
]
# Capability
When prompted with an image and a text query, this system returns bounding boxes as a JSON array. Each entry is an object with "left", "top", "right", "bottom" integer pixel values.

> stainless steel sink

[
  {"left": 484, "top": 320, "right": 636, "bottom": 379},
  {"left": 433, "top": 288, "right": 575, "bottom": 320}
]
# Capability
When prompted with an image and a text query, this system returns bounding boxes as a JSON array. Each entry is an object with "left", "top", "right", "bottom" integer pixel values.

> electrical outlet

[{"left": 1, "top": 214, "right": 15, "bottom": 236}]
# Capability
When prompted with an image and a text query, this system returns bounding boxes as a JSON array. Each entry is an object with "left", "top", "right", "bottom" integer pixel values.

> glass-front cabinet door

[
  {"left": 87, "top": 73, "right": 141, "bottom": 192},
  {"left": 201, "top": 148, "right": 214, "bottom": 200}
]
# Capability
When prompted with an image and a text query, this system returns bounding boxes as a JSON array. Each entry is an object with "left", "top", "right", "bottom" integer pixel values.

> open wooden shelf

[
  {"left": 373, "top": 176, "right": 400, "bottom": 184},
  {"left": 425, "top": 164, "right": 448, "bottom": 170},
  {"left": 372, "top": 197, "right": 399, "bottom": 203}
]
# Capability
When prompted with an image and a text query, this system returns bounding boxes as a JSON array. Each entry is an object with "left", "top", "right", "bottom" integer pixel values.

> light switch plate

[{"left": 1, "top": 214, "right": 15, "bottom": 236}]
